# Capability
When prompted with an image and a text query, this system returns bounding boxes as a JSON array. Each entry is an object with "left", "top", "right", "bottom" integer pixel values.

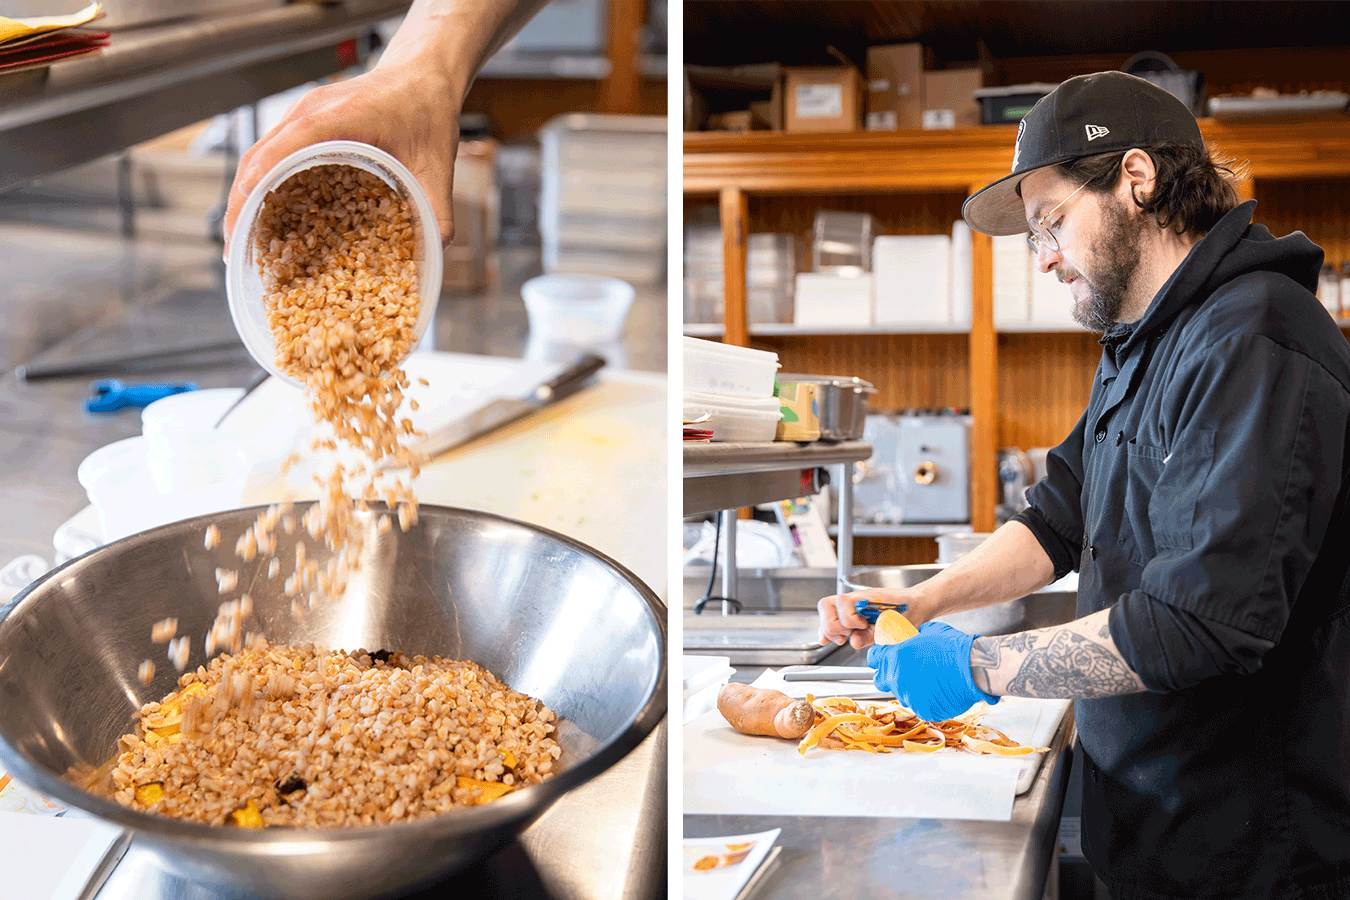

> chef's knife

[
  {"left": 779, "top": 666, "right": 876, "bottom": 682},
  {"left": 396, "top": 352, "right": 606, "bottom": 465}
]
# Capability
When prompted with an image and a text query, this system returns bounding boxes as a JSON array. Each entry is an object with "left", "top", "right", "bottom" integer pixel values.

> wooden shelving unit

[
  {"left": 683, "top": 116, "right": 1350, "bottom": 541},
  {"left": 464, "top": 0, "right": 665, "bottom": 141}
]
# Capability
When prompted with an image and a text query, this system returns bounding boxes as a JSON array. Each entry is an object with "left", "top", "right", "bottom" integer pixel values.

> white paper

[
  {"left": 0, "top": 811, "right": 127, "bottom": 900},
  {"left": 795, "top": 84, "right": 843, "bottom": 118},
  {"left": 682, "top": 828, "right": 781, "bottom": 900}
]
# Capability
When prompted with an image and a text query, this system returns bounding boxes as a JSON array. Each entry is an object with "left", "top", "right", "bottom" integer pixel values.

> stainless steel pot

[
  {"left": 844, "top": 564, "right": 1076, "bottom": 635},
  {"left": 778, "top": 373, "right": 877, "bottom": 440},
  {"left": 0, "top": 503, "right": 666, "bottom": 899}
]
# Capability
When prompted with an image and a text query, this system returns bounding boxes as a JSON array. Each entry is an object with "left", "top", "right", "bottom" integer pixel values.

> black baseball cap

[{"left": 962, "top": 70, "right": 1205, "bottom": 236}]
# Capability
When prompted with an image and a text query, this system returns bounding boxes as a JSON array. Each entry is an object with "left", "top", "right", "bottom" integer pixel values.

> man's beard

[{"left": 1065, "top": 195, "right": 1145, "bottom": 333}]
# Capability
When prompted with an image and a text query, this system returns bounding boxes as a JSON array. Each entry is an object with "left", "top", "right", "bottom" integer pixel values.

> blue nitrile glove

[{"left": 866, "top": 621, "right": 1000, "bottom": 721}]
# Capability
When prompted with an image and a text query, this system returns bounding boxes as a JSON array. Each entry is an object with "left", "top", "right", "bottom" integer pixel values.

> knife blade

[
  {"left": 779, "top": 666, "right": 875, "bottom": 682},
  {"left": 395, "top": 352, "right": 606, "bottom": 465}
]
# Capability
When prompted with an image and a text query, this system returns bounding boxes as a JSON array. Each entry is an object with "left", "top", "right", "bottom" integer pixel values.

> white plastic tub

[
  {"left": 935, "top": 531, "right": 993, "bottom": 563},
  {"left": 141, "top": 387, "right": 303, "bottom": 494},
  {"left": 77, "top": 436, "right": 249, "bottom": 544},
  {"left": 683, "top": 336, "right": 780, "bottom": 399},
  {"left": 683, "top": 654, "right": 734, "bottom": 724},
  {"left": 522, "top": 273, "right": 635, "bottom": 344},
  {"left": 683, "top": 390, "right": 782, "bottom": 442},
  {"left": 226, "top": 140, "right": 443, "bottom": 388}
]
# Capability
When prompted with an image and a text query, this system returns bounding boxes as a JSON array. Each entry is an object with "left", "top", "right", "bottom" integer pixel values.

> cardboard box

[
  {"left": 776, "top": 382, "right": 821, "bottom": 442},
  {"left": 865, "top": 43, "right": 923, "bottom": 131},
  {"left": 784, "top": 67, "right": 864, "bottom": 133},
  {"left": 922, "top": 68, "right": 983, "bottom": 129},
  {"left": 684, "top": 63, "right": 783, "bottom": 131}
]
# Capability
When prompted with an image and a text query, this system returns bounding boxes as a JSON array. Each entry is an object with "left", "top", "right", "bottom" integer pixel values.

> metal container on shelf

[{"left": 777, "top": 373, "right": 877, "bottom": 440}]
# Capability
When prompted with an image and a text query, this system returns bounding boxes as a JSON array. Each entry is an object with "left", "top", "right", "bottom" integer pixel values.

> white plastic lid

[{"left": 225, "top": 140, "right": 443, "bottom": 388}]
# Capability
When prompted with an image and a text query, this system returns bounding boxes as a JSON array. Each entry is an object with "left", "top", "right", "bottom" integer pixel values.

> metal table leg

[
  {"left": 836, "top": 462, "right": 855, "bottom": 595},
  {"left": 720, "top": 508, "right": 738, "bottom": 615}
]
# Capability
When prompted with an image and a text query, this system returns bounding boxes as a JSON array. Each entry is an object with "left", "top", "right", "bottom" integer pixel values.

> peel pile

[{"left": 797, "top": 696, "right": 1049, "bottom": 757}]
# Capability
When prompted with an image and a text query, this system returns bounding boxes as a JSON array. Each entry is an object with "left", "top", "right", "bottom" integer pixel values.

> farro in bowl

[{"left": 0, "top": 503, "right": 665, "bottom": 898}]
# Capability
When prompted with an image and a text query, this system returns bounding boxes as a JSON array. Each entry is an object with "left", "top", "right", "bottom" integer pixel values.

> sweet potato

[
  {"left": 875, "top": 609, "right": 919, "bottom": 645},
  {"left": 717, "top": 682, "right": 816, "bottom": 739}
]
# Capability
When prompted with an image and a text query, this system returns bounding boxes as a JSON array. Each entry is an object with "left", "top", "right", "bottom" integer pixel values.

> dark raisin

[
  {"left": 370, "top": 649, "right": 393, "bottom": 663},
  {"left": 277, "top": 776, "right": 306, "bottom": 795}
]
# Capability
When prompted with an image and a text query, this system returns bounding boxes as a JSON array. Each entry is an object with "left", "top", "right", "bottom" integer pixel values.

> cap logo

[
  {"left": 1012, "top": 119, "right": 1026, "bottom": 171},
  {"left": 1085, "top": 124, "right": 1110, "bottom": 142}
]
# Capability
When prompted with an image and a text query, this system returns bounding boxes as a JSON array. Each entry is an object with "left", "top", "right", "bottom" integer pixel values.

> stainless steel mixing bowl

[
  {"left": 844, "top": 563, "right": 1076, "bottom": 635},
  {"left": 0, "top": 503, "right": 666, "bottom": 899}
]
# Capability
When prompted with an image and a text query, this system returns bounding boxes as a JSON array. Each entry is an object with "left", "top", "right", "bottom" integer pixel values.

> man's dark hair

[{"left": 1056, "top": 142, "right": 1244, "bottom": 238}]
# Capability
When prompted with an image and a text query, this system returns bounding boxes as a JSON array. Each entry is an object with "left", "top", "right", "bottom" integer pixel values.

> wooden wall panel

[
  {"left": 464, "top": 77, "right": 665, "bottom": 143},
  {"left": 852, "top": 536, "right": 941, "bottom": 567},
  {"left": 1253, "top": 178, "right": 1350, "bottom": 270},
  {"left": 997, "top": 332, "right": 1099, "bottom": 452},
  {"left": 752, "top": 333, "right": 971, "bottom": 411}
]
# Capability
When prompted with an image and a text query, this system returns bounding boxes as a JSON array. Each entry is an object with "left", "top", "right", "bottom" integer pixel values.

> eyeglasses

[{"left": 1026, "top": 182, "right": 1087, "bottom": 254}]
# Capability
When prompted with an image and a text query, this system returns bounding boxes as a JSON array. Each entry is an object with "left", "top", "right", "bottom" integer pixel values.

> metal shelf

[
  {"left": 826, "top": 522, "right": 972, "bottom": 538},
  {"left": 0, "top": 1, "right": 411, "bottom": 192},
  {"left": 684, "top": 322, "right": 972, "bottom": 337}
]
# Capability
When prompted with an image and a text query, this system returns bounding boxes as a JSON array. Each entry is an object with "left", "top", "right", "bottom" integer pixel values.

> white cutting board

[
  {"left": 62, "top": 352, "right": 667, "bottom": 597},
  {"left": 684, "top": 671, "right": 1070, "bottom": 822}
]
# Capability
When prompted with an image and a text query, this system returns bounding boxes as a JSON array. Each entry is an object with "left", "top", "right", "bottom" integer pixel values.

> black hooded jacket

[{"left": 1012, "top": 201, "right": 1350, "bottom": 900}]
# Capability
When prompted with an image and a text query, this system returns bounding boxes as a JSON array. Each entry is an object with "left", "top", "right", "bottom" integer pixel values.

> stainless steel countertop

[
  {"left": 0, "top": 221, "right": 668, "bottom": 898},
  {"left": 684, "top": 650, "right": 1075, "bottom": 900}
]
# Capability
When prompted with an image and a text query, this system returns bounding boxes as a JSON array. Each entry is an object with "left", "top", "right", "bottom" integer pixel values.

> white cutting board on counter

[
  {"left": 248, "top": 351, "right": 666, "bottom": 595},
  {"left": 684, "top": 668, "right": 1071, "bottom": 822},
  {"left": 59, "top": 352, "right": 667, "bottom": 597}
]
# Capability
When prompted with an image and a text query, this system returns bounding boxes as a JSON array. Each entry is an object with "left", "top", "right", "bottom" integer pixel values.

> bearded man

[{"left": 818, "top": 71, "right": 1350, "bottom": 900}]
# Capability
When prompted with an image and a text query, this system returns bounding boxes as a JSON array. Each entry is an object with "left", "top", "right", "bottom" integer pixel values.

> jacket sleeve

[
  {"left": 1111, "top": 329, "right": 1350, "bottom": 690},
  {"left": 1012, "top": 406, "right": 1089, "bottom": 581}
]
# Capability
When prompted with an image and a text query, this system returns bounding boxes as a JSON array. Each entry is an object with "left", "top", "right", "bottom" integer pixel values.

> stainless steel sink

[{"left": 682, "top": 566, "right": 1077, "bottom": 665}]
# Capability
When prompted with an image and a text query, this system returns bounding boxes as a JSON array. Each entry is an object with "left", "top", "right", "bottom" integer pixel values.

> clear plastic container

[
  {"left": 77, "top": 435, "right": 249, "bottom": 544},
  {"left": 226, "top": 140, "right": 443, "bottom": 387},
  {"left": 812, "top": 210, "right": 874, "bottom": 275},
  {"left": 522, "top": 273, "right": 635, "bottom": 344},
  {"left": 682, "top": 391, "right": 782, "bottom": 442},
  {"left": 682, "top": 336, "right": 780, "bottom": 399}
]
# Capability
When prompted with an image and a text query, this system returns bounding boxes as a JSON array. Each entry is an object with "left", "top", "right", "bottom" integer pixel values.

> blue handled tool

[
  {"left": 85, "top": 379, "right": 196, "bottom": 413},
  {"left": 854, "top": 598, "right": 908, "bottom": 624}
]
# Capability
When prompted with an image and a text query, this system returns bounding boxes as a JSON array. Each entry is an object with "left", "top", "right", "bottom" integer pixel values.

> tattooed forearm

[{"left": 969, "top": 607, "right": 1147, "bottom": 699}]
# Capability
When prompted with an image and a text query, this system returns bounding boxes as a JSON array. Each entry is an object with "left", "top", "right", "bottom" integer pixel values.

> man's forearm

[
  {"left": 378, "top": 0, "right": 553, "bottom": 97},
  {"left": 969, "top": 607, "right": 1148, "bottom": 699}
]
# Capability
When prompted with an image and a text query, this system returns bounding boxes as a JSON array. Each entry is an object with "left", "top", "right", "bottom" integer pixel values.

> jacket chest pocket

[{"left": 1124, "top": 430, "right": 1215, "bottom": 558}]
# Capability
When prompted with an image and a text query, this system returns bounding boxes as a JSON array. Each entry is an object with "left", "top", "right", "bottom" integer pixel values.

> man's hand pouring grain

[{"left": 223, "top": 0, "right": 551, "bottom": 252}]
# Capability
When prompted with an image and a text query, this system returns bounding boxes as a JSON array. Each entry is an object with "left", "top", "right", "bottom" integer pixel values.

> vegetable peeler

[
  {"left": 854, "top": 598, "right": 908, "bottom": 624},
  {"left": 85, "top": 379, "right": 196, "bottom": 413}
]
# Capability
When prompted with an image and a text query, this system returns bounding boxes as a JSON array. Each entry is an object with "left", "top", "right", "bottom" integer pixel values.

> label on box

[
  {"left": 869, "top": 77, "right": 891, "bottom": 92},
  {"left": 866, "top": 111, "right": 898, "bottom": 130},
  {"left": 923, "top": 109, "right": 956, "bottom": 129},
  {"left": 795, "top": 84, "right": 844, "bottom": 118}
]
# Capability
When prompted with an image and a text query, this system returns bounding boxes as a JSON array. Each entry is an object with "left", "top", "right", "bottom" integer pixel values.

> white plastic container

[
  {"left": 935, "top": 531, "right": 993, "bottom": 563},
  {"left": 77, "top": 436, "right": 249, "bottom": 544},
  {"left": 141, "top": 387, "right": 302, "bottom": 494},
  {"left": 682, "top": 336, "right": 780, "bottom": 399},
  {"left": 682, "top": 654, "right": 735, "bottom": 724},
  {"left": 226, "top": 140, "right": 443, "bottom": 388},
  {"left": 683, "top": 391, "right": 782, "bottom": 442},
  {"left": 522, "top": 273, "right": 635, "bottom": 344}
]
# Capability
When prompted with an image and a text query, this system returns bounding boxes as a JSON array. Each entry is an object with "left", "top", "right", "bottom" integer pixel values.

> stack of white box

[
  {"left": 539, "top": 113, "right": 666, "bottom": 284},
  {"left": 993, "top": 235, "right": 1077, "bottom": 327}
]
